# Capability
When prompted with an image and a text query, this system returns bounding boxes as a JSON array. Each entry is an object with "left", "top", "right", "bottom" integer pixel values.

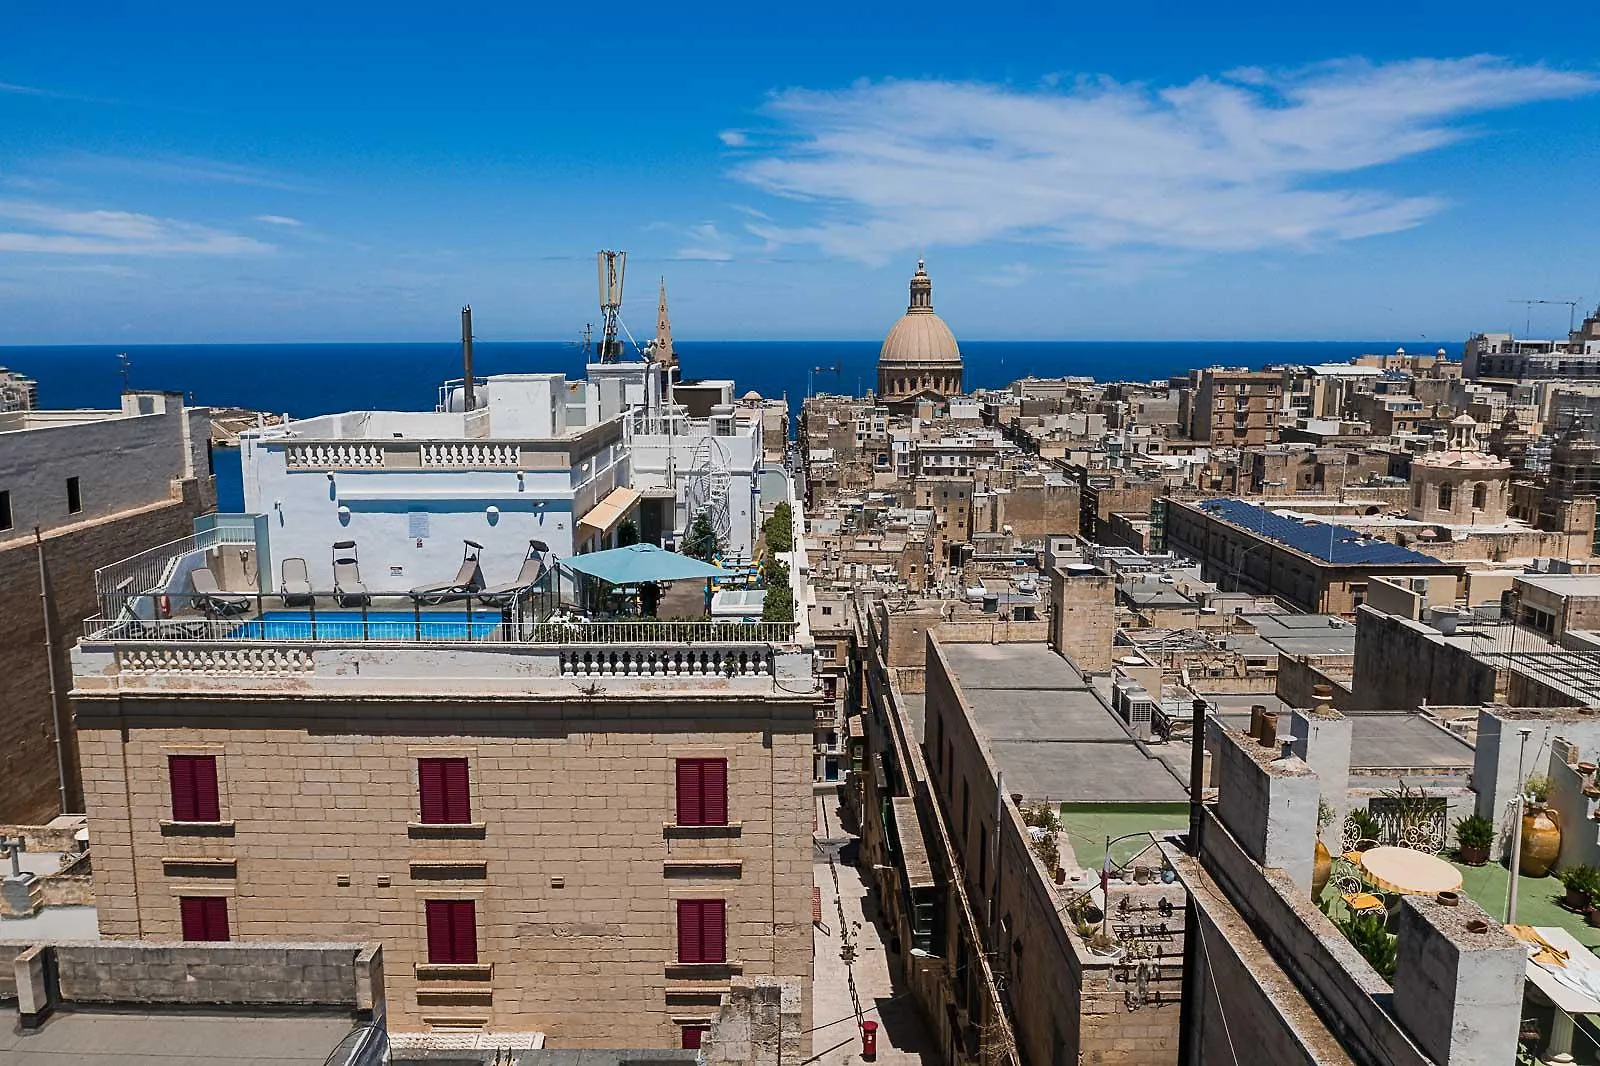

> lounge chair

[
  {"left": 479, "top": 540, "right": 550, "bottom": 609},
  {"left": 410, "top": 540, "right": 486, "bottom": 606},
  {"left": 332, "top": 541, "right": 371, "bottom": 608},
  {"left": 280, "top": 557, "right": 314, "bottom": 607},
  {"left": 190, "top": 567, "right": 251, "bottom": 617}
]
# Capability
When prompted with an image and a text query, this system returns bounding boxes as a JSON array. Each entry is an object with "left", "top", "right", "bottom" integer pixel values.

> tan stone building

[
  {"left": 0, "top": 390, "right": 213, "bottom": 822},
  {"left": 1185, "top": 368, "right": 1281, "bottom": 446},
  {"left": 69, "top": 534, "right": 814, "bottom": 1047}
]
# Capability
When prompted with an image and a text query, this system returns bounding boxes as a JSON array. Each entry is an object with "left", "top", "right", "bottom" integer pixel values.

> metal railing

[
  {"left": 92, "top": 524, "right": 257, "bottom": 620},
  {"left": 83, "top": 609, "right": 798, "bottom": 647}
]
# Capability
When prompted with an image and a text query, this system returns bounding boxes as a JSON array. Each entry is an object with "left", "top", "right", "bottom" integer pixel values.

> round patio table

[{"left": 1358, "top": 846, "right": 1463, "bottom": 896}]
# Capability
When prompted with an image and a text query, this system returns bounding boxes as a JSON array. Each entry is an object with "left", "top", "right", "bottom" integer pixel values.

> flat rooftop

[
  {"left": 940, "top": 642, "right": 1186, "bottom": 803},
  {"left": 1194, "top": 498, "right": 1449, "bottom": 566},
  {"left": 0, "top": 1009, "right": 362, "bottom": 1065},
  {"left": 1239, "top": 612, "right": 1357, "bottom": 657},
  {"left": 1518, "top": 573, "right": 1600, "bottom": 598}
]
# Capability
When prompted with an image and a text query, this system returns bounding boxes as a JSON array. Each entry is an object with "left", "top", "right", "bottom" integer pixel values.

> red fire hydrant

[{"left": 861, "top": 1020, "right": 878, "bottom": 1061}]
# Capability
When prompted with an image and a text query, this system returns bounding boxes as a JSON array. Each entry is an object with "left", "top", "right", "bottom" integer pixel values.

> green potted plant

[
  {"left": 1454, "top": 814, "right": 1495, "bottom": 866},
  {"left": 1346, "top": 807, "right": 1385, "bottom": 849},
  {"left": 1561, "top": 865, "right": 1599, "bottom": 911},
  {"left": 1343, "top": 910, "right": 1397, "bottom": 981},
  {"left": 1525, "top": 773, "right": 1552, "bottom": 805}
]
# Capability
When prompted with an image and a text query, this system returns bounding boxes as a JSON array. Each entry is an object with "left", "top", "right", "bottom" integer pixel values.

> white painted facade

[{"left": 240, "top": 362, "right": 770, "bottom": 593}]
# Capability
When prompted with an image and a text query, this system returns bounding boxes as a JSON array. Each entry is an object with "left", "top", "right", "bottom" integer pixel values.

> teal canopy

[{"left": 564, "top": 543, "right": 731, "bottom": 585}]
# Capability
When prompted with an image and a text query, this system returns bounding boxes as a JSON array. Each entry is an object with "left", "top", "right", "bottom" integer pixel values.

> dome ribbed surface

[{"left": 879, "top": 311, "right": 961, "bottom": 365}]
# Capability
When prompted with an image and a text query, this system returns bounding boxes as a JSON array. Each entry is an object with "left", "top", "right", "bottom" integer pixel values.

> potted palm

[{"left": 1454, "top": 814, "right": 1494, "bottom": 867}]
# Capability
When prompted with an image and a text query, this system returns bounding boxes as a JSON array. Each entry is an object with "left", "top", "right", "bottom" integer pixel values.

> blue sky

[{"left": 2, "top": 2, "right": 1599, "bottom": 343}]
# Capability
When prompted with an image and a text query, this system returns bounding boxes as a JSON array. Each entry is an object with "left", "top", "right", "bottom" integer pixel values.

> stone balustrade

[{"left": 284, "top": 442, "right": 387, "bottom": 469}]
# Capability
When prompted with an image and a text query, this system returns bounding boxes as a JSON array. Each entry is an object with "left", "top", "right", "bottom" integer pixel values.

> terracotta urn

[
  {"left": 1312, "top": 838, "right": 1333, "bottom": 898},
  {"left": 1519, "top": 805, "right": 1562, "bottom": 878}
]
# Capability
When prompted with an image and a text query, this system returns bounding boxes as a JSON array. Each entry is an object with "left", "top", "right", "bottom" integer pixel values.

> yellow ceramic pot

[
  {"left": 1519, "top": 805, "right": 1561, "bottom": 877},
  {"left": 1312, "top": 838, "right": 1332, "bottom": 898}
]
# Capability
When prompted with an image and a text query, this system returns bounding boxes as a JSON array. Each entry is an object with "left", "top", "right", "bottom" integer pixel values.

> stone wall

[
  {"left": 1350, "top": 606, "right": 1497, "bottom": 711},
  {"left": 1048, "top": 570, "right": 1114, "bottom": 673},
  {"left": 74, "top": 694, "right": 813, "bottom": 1047},
  {"left": 0, "top": 475, "right": 212, "bottom": 822}
]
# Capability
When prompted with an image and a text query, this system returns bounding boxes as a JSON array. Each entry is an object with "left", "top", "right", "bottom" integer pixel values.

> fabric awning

[
  {"left": 565, "top": 543, "right": 730, "bottom": 585},
  {"left": 578, "top": 485, "right": 642, "bottom": 535}
]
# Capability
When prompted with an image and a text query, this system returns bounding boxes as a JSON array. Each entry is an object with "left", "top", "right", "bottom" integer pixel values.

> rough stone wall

[
  {"left": 0, "top": 476, "right": 210, "bottom": 822},
  {"left": 1049, "top": 571, "right": 1114, "bottom": 673},
  {"left": 700, "top": 978, "right": 804, "bottom": 1066},
  {"left": 75, "top": 696, "right": 812, "bottom": 1048},
  {"left": 1350, "top": 607, "right": 1497, "bottom": 711}
]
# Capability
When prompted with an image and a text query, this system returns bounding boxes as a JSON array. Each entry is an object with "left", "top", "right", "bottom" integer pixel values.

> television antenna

[{"left": 597, "top": 250, "right": 627, "bottom": 361}]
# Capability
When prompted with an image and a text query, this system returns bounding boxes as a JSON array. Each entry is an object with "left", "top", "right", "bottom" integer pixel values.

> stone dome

[{"left": 878, "top": 260, "right": 962, "bottom": 366}]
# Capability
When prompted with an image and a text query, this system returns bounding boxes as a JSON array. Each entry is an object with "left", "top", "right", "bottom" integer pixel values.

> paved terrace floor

[
  {"left": 0, "top": 1009, "right": 361, "bottom": 1065},
  {"left": 941, "top": 643, "right": 1187, "bottom": 804}
]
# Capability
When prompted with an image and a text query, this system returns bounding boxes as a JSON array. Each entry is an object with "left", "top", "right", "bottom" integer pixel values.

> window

[
  {"left": 417, "top": 758, "right": 472, "bottom": 824},
  {"left": 1472, "top": 483, "right": 1487, "bottom": 510},
  {"left": 0, "top": 490, "right": 10, "bottom": 531},
  {"left": 677, "top": 899, "right": 727, "bottom": 963},
  {"left": 66, "top": 476, "right": 82, "bottom": 515},
  {"left": 180, "top": 896, "right": 229, "bottom": 941},
  {"left": 424, "top": 899, "right": 478, "bottom": 964},
  {"left": 168, "top": 755, "right": 220, "bottom": 822},
  {"left": 676, "top": 758, "right": 728, "bottom": 826},
  {"left": 681, "top": 1026, "right": 709, "bottom": 1050},
  {"left": 1437, "top": 482, "right": 1453, "bottom": 509}
]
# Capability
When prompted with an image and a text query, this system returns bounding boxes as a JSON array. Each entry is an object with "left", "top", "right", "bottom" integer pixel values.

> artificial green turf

[{"left": 1450, "top": 857, "right": 1600, "bottom": 950}]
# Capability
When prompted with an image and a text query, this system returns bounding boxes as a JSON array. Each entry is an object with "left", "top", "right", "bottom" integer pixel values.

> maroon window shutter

[
  {"left": 703, "top": 759, "right": 728, "bottom": 826},
  {"left": 418, "top": 759, "right": 446, "bottom": 824},
  {"left": 682, "top": 1027, "right": 707, "bottom": 1050},
  {"left": 703, "top": 899, "right": 726, "bottom": 963},
  {"left": 203, "top": 897, "right": 229, "bottom": 941},
  {"left": 442, "top": 759, "right": 471, "bottom": 824},
  {"left": 677, "top": 899, "right": 701, "bottom": 962},
  {"left": 180, "top": 896, "right": 205, "bottom": 940},
  {"left": 193, "top": 757, "right": 220, "bottom": 822},
  {"left": 676, "top": 759, "right": 703, "bottom": 826},
  {"left": 425, "top": 900, "right": 453, "bottom": 962},
  {"left": 169, "top": 756, "right": 196, "bottom": 822},
  {"left": 450, "top": 900, "right": 478, "bottom": 964}
]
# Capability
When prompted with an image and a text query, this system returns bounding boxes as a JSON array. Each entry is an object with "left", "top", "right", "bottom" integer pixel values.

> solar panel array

[{"left": 1196, "top": 498, "right": 1446, "bottom": 566}]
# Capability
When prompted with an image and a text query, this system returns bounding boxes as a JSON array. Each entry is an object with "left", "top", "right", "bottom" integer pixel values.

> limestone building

[
  {"left": 0, "top": 390, "right": 214, "bottom": 822},
  {"left": 877, "top": 260, "right": 963, "bottom": 408},
  {"left": 1407, "top": 414, "right": 1512, "bottom": 523}
]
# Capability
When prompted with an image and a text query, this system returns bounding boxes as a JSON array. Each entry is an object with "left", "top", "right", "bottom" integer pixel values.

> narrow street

[{"left": 813, "top": 790, "right": 936, "bottom": 1066}]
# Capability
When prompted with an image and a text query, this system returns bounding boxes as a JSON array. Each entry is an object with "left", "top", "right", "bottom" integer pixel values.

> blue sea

[{"left": 0, "top": 339, "right": 1425, "bottom": 510}]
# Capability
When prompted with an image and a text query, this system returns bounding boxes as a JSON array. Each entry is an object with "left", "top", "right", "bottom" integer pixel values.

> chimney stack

[{"left": 461, "top": 305, "right": 475, "bottom": 412}]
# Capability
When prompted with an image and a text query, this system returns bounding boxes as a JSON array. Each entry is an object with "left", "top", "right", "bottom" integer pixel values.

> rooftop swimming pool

[{"left": 229, "top": 610, "right": 503, "bottom": 642}]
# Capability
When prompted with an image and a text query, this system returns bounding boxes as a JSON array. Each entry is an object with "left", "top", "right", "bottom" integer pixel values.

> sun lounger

[
  {"left": 190, "top": 567, "right": 251, "bottom": 617},
  {"left": 332, "top": 541, "right": 371, "bottom": 608},
  {"left": 479, "top": 541, "right": 550, "bottom": 609},
  {"left": 280, "top": 557, "right": 314, "bottom": 607},
  {"left": 410, "top": 540, "right": 485, "bottom": 606}
]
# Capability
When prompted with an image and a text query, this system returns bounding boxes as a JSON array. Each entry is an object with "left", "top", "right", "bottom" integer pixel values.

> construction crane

[
  {"left": 1509, "top": 298, "right": 1581, "bottom": 336},
  {"left": 596, "top": 250, "right": 627, "bottom": 361}
]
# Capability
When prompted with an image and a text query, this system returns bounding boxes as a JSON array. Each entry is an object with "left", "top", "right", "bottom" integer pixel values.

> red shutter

[
  {"left": 450, "top": 900, "right": 478, "bottom": 964},
  {"left": 193, "top": 757, "right": 220, "bottom": 822},
  {"left": 676, "top": 760, "right": 703, "bottom": 826},
  {"left": 418, "top": 759, "right": 445, "bottom": 824},
  {"left": 682, "top": 1027, "right": 707, "bottom": 1050},
  {"left": 181, "top": 897, "right": 228, "bottom": 941},
  {"left": 703, "top": 759, "right": 728, "bottom": 826},
  {"left": 425, "top": 900, "right": 453, "bottom": 962},
  {"left": 677, "top": 899, "right": 726, "bottom": 964},
  {"left": 169, "top": 756, "right": 219, "bottom": 822},
  {"left": 180, "top": 896, "right": 205, "bottom": 940},
  {"left": 170, "top": 756, "right": 196, "bottom": 822},
  {"left": 425, "top": 900, "right": 477, "bottom": 964},
  {"left": 702, "top": 899, "right": 726, "bottom": 963},
  {"left": 442, "top": 759, "right": 471, "bottom": 824}
]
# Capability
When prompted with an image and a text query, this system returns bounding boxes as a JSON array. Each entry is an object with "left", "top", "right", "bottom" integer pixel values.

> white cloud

[
  {"left": 254, "top": 214, "right": 304, "bottom": 227},
  {"left": 733, "top": 56, "right": 1599, "bottom": 261},
  {"left": 0, "top": 201, "right": 273, "bottom": 256},
  {"left": 719, "top": 129, "right": 750, "bottom": 147},
  {"left": 675, "top": 222, "right": 737, "bottom": 262}
]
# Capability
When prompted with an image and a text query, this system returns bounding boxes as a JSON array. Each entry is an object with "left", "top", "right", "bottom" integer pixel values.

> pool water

[{"left": 230, "top": 610, "right": 503, "bottom": 641}]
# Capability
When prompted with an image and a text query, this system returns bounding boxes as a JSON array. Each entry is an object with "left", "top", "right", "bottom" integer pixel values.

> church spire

[
  {"left": 907, "top": 258, "right": 933, "bottom": 313},
  {"left": 653, "top": 276, "right": 677, "bottom": 369}
]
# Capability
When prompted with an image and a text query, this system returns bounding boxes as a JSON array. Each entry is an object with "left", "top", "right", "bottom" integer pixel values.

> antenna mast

[{"left": 596, "top": 250, "right": 627, "bottom": 362}]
